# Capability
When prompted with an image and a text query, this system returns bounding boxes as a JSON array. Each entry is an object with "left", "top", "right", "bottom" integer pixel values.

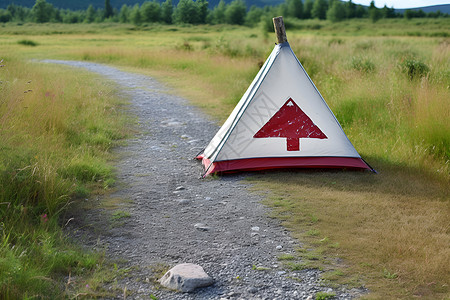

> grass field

[
  {"left": 0, "top": 54, "right": 128, "bottom": 297},
  {"left": 0, "top": 18, "right": 449, "bottom": 299}
]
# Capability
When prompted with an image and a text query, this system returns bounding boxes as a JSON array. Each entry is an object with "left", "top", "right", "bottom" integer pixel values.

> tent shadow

[{"left": 217, "top": 156, "right": 448, "bottom": 200}]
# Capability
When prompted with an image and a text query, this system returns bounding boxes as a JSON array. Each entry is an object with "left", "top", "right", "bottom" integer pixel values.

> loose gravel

[{"left": 42, "top": 60, "right": 366, "bottom": 300}]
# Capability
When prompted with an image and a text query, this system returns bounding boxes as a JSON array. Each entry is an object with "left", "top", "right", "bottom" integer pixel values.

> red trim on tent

[{"left": 196, "top": 155, "right": 371, "bottom": 176}]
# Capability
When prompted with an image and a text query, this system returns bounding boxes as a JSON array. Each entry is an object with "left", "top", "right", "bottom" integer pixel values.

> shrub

[
  {"left": 17, "top": 39, "right": 38, "bottom": 46},
  {"left": 400, "top": 58, "right": 429, "bottom": 80}
]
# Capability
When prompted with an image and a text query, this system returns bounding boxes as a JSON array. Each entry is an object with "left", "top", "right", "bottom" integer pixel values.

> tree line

[{"left": 0, "top": 0, "right": 447, "bottom": 25}]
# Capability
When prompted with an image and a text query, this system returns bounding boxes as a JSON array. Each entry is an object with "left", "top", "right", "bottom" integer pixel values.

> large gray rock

[{"left": 158, "top": 263, "right": 214, "bottom": 292}]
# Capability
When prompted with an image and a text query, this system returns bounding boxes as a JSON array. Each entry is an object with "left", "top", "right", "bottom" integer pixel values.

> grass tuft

[
  {"left": 278, "top": 253, "right": 296, "bottom": 261},
  {"left": 17, "top": 39, "right": 38, "bottom": 46},
  {"left": 350, "top": 56, "right": 375, "bottom": 73},
  {"left": 316, "top": 291, "right": 336, "bottom": 300}
]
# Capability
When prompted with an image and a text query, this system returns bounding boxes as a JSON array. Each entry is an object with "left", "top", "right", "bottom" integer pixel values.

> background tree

[
  {"left": 303, "top": 0, "right": 314, "bottom": 19},
  {"left": 210, "top": 0, "right": 226, "bottom": 24},
  {"left": 355, "top": 4, "right": 366, "bottom": 18},
  {"left": 244, "top": 5, "right": 263, "bottom": 26},
  {"left": 63, "top": 9, "right": 82, "bottom": 23},
  {"left": 281, "top": 0, "right": 303, "bottom": 19},
  {"left": 141, "top": 0, "right": 161, "bottom": 23},
  {"left": 196, "top": 0, "right": 208, "bottom": 24},
  {"left": 161, "top": 0, "right": 173, "bottom": 24},
  {"left": 130, "top": 3, "right": 142, "bottom": 25},
  {"left": 173, "top": 0, "right": 199, "bottom": 24},
  {"left": 0, "top": 9, "right": 12, "bottom": 22},
  {"left": 85, "top": 4, "right": 96, "bottom": 23},
  {"left": 404, "top": 10, "right": 413, "bottom": 20},
  {"left": 8, "top": 4, "right": 30, "bottom": 22},
  {"left": 327, "top": 0, "right": 346, "bottom": 22},
  {"left": 225, "top": 0, "right": 246, "bottom": 25},
  {"left": 32, "top": 0, "right": 54, "bottom": 23},
  {"left": 1, "top": 0, "right": 446, "bottom": 25},
  {"left": 53, "top": 8, "right": 62, "bottom": 22},
  {"left": 119, "top": 4, "right": 130, "bottom": 23},
  {"left": 104, "top": 0, "right": 113, "bottom": 19},
  {"left": 381, "top": 5, "right": 396, "bottom": 18},
  {"left": 368, "top": 0, "right": 382, "bottom": 22},
  {"left": 415, "top": 9, "right": 426, "bottom": 18},
  {"left": 277, "top": 2, "right": 289, "bottom": 19},
  {"left": 312, "top": 0, "right": 328, "bottom": 20},
  {"left": 345, "top": 0, "right": 356, "bottom": 18},
  {"left": 94, "top": 7, "right": 104, "bottom": 22},
  {"left": 427, "top": 10, "right": 442, "bottom": 18},
  {"left": 6, "top": 4, "right": 17, "bottom": 19}
]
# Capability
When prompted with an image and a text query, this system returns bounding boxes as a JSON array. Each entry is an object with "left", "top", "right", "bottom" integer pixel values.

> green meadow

[{"left": 0, "top": 18, "right": 449, "bottom": 298}]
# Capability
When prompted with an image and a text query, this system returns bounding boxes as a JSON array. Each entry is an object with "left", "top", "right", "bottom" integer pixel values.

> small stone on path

[
  {"left": 177, "top": 199, "right": 190, "bottom": 205},
  {"left": 194, "top": 223, "right": 210, "bottom": 231},
  {"left": 159, "top": 263, "right": 214, "bottom": 292}
]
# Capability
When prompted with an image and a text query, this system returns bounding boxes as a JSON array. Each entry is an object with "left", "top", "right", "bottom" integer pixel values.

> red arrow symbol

[{"left": 253, "top": 98, "right": 327, "bottom": 151}]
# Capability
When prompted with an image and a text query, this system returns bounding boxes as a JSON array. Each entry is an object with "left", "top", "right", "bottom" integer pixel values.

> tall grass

[{"left": 0, "top": 56, "right": 127, "bottom": 298}]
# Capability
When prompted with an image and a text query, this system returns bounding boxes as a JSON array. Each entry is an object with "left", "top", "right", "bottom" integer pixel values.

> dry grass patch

[{"left": 249, "top": 166, "right": 449, "bottom": 299}]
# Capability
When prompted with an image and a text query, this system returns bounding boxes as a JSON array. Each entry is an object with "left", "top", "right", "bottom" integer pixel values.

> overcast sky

[{"left": 343, "top": 0, "right": 450, "bottom": 9}]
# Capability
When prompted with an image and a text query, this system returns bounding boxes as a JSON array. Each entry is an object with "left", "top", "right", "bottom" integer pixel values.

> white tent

[{"left": 197, "top": 21, "right": 373, "bottom": 176}]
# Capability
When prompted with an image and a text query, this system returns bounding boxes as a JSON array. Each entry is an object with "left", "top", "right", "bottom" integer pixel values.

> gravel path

[{"left": 43, "top": 60, "right": 365, "bottom": 300}]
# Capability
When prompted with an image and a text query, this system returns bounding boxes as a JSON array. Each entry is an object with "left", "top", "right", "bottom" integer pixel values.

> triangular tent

[{"left": 197, "top": 20, "right": 372, "bottom": 176}]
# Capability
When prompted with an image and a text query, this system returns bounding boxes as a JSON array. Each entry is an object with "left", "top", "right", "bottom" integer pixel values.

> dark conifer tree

[
  {"left": 225, "top": 0, "right": 246, "bottom": 25},
  {"left": 161, "top": 0, "right": 173, "bottom": 24},
  {"left": 119, "top": 4, "right": 130, "bottom": 23},
  {"left": 32, "top": 0, "right": 53, "bottom": 23},
  {"left": 104, "top": 0, "right": 113, "bottom": 19},
  {"left": 86, "top": 4, "right": 96, "bottom": 23},
  {"left": 303, "top": 0, "right": 314, "bottom": 19},
  {"left": 311, "top": 0, "right": 327, "bottom": 20},
  {"left": 369, "top": 0, "right": 381, "bottom": 22},
  {"left": 286, "top": 0, "right": 303, "bottom": 19}
]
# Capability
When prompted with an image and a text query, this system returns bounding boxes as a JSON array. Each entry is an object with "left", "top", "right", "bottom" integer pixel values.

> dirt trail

[{"left": 43, "top": 60, "right": 365, "bottom": 300}]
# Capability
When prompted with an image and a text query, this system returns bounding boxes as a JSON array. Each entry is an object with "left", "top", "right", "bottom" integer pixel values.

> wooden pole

[{"left": 272, "top": 16, "right": 287, "bottom": 44}]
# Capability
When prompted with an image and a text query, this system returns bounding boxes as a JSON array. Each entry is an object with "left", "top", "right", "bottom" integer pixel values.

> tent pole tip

[{"left": 273, "top": 16, "right": 288, "bottom": 44}]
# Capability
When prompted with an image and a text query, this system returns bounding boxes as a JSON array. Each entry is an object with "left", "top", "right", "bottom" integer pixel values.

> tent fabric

[{"left": 197, "top": 42, "right": 372, "bottom": 176}]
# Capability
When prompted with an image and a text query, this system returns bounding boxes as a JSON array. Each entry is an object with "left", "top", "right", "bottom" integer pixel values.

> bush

[
  {"left": 17, "top": 39, "right": 38, "bottom": 46},
  {"left": 400, "top": 58, "right": 429, "bottom": 80}
]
